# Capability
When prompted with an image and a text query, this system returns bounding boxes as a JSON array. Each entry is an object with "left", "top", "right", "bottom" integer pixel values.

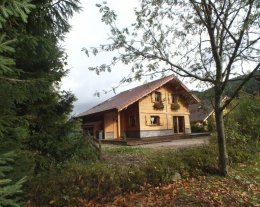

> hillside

[{"left": 192, "top": 71, "right": 260, "bottom": 99}]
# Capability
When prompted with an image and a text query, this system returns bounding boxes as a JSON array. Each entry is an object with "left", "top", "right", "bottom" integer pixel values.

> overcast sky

[
  {"left": 61, "top": 0, "right": 197, "bottom": 116},
  {"left": 62, "top": 0, "right": 143, "bottom": 115}
]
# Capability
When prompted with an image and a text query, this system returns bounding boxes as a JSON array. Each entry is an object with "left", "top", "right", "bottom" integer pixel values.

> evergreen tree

[
  {"left": 0, "top": 152, "right": 27, "bottom": 207},
  {"left": 1, "top": 0, "right": 86, "bottom": 174},
  {"left": 0, "top": 1, "right": 34, "bottom": 206},
  {"left": 10, "top": 0, "right": 83, "bottom": 173}
]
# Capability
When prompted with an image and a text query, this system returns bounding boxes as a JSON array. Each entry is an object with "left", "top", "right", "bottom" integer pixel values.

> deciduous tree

[{"left": 85, "top": 0, "right": 260, "bottom": 175}]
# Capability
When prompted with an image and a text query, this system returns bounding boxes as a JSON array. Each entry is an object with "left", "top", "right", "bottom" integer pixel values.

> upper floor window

[
  {"left": 155, "top": 91, "right": 162, "bottom": 102},
  {"left": 172, "top": 94, "right": 178, "bottom": 104}
]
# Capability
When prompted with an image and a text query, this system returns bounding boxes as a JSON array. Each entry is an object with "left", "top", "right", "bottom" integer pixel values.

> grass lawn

[
  {"left": 76, "top": 144, "right": 260, "bottom": 207},
  {"left": 27, "top": 142, "right": 259, "bottom": 207},
  {"left": 101, "top": 144, "right": 153, "bottom": 166}
]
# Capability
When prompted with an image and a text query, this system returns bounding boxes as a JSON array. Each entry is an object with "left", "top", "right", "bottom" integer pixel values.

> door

[{"left": 173, "top": 116, "right": 185, "bottom": 133}]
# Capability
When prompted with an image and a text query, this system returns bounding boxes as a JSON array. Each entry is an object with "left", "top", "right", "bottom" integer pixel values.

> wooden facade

[{"left": 83, "top": 82, "right": 194, "bottom": 139}]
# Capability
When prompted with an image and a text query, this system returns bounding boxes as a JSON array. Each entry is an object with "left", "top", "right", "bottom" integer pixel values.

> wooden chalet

[{"left": 78, "top": 75, "right": 199, "bottom": 139}]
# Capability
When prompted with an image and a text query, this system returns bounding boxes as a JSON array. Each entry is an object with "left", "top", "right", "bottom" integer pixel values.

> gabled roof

[
  {"left": 189, "top": 96, "right": 229, "bottom": 122},
  {"left": 78, "top": 75, "right": 199, "bottom": 117},
  {"left": 189, "top": 100, "right": 214, "bottom": 122}
]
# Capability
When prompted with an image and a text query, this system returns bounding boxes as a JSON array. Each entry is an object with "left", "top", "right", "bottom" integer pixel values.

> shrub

[
  {"left": 144, "top": 151, "right": 186, "bottom": 184},
  {"left": 27, "top": 163, "right": 119, "bottom": 206},
  {"left": 179, "top": 145, "right": 219, "bottom": 175},
  {"left": 117, "top": 166, "right": 145, "bottom": 192},
  {"left": 26, "top": 145, "right": 220, "bottom": 206},
  {"left": 191, "top": 123, "right": 208, "bottom": 133},
  {"left": 26, "top": 133, "right": 258, "bottom": 206}
]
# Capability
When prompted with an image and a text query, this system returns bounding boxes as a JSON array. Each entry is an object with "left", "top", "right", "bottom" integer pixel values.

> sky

[
  {"left": 62, "top": 0, "right": 142, "bottom": 116},
  {"left": 61, "top": 0, "right": 259, "bottom": 116},
  {"left": 61, "top": 0, "right": 198, "bottom": 116}
]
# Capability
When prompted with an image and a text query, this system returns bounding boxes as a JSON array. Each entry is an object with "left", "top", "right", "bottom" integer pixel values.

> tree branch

[{"left": 222, "top": 63, "right": 260, "bottom": 109}]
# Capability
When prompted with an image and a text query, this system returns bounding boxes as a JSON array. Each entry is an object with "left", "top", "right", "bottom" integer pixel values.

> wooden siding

[
  {"left": 138, "top": 84, "right": 191, "bottom": 133},
  {"left": 120, "top": 102, "right": 140, "bottom": 136},
  {"left": 104, "top": 111, "right": 118, "bottom": 139}
]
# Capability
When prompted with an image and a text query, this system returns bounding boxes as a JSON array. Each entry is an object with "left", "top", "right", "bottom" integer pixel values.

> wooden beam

[{"left": 117, "top": 112, "right": 121, "bottom": 139}]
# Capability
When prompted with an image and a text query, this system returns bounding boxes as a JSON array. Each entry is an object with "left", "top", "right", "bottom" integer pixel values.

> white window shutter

[{"left": 151, "top": 92, "right": 155, "bottom": 103}]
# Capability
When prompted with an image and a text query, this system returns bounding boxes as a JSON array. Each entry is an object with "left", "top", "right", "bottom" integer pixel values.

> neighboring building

[
  {"left": 78, "top": 75, "right": 199, "bottom": 139},
  {"left": 189, "top": 100, "right": 214, "bottom": 126},
  {"left": 189, "top": 96, "right": 229, "bottom": 129}
]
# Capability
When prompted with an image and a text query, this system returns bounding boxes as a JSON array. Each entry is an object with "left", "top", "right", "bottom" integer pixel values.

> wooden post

[
  {"left": 98, "top": 139, "right": 101, "bottom": 160},
  {"left": 117, "top": 112, "right": 121, "bottom": 139}
]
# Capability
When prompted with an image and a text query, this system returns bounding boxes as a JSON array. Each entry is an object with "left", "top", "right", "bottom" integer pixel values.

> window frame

[
  {"left": 150, "top": 115, "right": 160, "bottom": 125},
  {"left": 154, "top": 91, "right": 162, "bottom": 103},
  {"left": 172, "top": 94, "right": 178, "bottom": 104}
]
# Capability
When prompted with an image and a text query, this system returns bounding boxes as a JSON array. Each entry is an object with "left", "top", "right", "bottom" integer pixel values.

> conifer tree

[
  {"left": 0, "top": 152, "right": 27, "bottom": 207},
  {"left": 7, "top": 0, "right": 83, "bottom": 173},
  {"left": 0, "top": 1, "right": 34, "bottom": 206},
  {"left": 1, "top": 0, "right": 85, "bottom": 174}
]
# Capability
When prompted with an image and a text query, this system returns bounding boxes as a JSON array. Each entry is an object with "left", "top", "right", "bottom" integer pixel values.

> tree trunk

[{"left": 214, "top": 98, "right": 228, "bottom": 176}]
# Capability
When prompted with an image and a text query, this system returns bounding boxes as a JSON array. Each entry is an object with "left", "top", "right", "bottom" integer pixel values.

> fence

[{"left": 85, "top": 135, "right": 101, "bottom": 160}]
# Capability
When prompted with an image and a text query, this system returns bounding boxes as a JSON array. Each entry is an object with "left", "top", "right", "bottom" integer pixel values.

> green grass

[
  {"left": 102, "top": 145, "right": 146, "bottom": 154},
  {"left": 26, "top": 141, "right": 260, "bottom": 206},
  {"left": 231, "top": 154, "right": 260, "bottom": 183}
]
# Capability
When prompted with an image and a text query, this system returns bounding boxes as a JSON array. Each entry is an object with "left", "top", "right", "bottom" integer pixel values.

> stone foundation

[{"left": 125, "top": 128, "right": 191, "bottom": 138}]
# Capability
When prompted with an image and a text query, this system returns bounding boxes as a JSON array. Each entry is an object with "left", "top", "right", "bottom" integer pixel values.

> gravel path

[{"left": 137, "top": 137, "right": 210, "bottom": 149}]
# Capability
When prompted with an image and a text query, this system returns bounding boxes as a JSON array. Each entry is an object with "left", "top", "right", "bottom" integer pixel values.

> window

[
  {"left": 172, "top": 94, "right": 178, "bottom": 104},
  {"left": 106, "top": 132, "right": 114, "bottom": 139},
  {"left": 150, "top": 116, "right": 160, "bottom": 125},
  {"left": 129, "top": 115, "right": 137, "bottom": 127},
  {"left": 173, "top": 116, "right": 184, "bottom": 133},
  {"left": 155, "top": 92, "right": 162, "bottom": 102}
]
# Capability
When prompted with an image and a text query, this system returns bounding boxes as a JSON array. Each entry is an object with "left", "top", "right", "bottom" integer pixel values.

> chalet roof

[
  {"left": 189, "top": 96, "right": 229, "bottom": 122},
  {"left": 189, "top": 100, "right": 214, "bottom": 123},
  {"left": 78, "top": 75, "right": 200, "bottom": 117}
]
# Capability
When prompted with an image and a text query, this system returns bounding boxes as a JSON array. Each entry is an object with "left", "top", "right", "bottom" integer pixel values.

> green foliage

[
  {"left": 191, "top": 123, "right": 207, "bottom": 133},
  {"left": 86, "top": 0, "right": 260, "bottom": 176},
  {"left": 27, "top": 163, "right": 118, "bottom": 206},
  {"left": 106, "top": 146, "right": 142, "bottom": 154},
  {"left": 180, "top": 145, "right": 219, "bottom": 175},
  {"left": 0, "top": 152, "right": 26, "bottom": 207},
  {"left": 0, "top": 0, "right": 34, "bottom": 74},
  {"left": 225, "top": 93, "right": 260, "bottom": 144},
  {"left": 27, "top": 144, "right": 220, "bottom": 205},
  {"left": 0, "top": 1, "right": 34, "bottom": 206},
  {"left": 25, "top": 91, "right": 260, "bottom": 205},
  {"left": 0, "top": 0, "right": 34, "bottom": 27},
  {"left": 0, "top": 0, "right": 85, "bottom": 175},
  {"left": 194, "top": 71, "right": 260, "bottom": 101},
  {"left": 144, "top": 152, "right": 186, "bottom": 184}
]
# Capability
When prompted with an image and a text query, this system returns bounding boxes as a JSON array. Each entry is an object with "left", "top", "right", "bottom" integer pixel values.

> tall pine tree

[
  {"left": 1, "top": 0, "right": 86, "bottom": 175},
  {"left": 15, "top": 0, "right": 83, "bottom": 173},
  {"left": 0, "top": 1, "right": 34, "bottom": 206}
]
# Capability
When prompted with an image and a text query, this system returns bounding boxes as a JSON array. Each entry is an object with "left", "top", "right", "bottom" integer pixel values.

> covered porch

[{"left": 82, "top": 102, "right": 140, "bottom": 140}]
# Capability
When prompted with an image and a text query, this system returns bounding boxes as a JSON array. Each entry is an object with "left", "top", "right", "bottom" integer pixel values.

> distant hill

[{"left": 192, "top": 71, "right": 260, "bottom": 99}]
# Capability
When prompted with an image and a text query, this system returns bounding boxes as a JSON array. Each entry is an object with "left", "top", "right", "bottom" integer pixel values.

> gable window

[
  {"left": 129, "top": 115, "right": 137, "bottom": 127},
  {"left": 150, "top": 116, "right": 160, "bottom": 125},
  {"left": 172, "top": 94, "right": 178, "bottom": 104},
  {"left": 155, "top": 92, "right": 162, "bottom": 102}
]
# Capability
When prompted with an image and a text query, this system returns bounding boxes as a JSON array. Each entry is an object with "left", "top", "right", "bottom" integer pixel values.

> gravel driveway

[{"left": 137, "top": 137, "right": 210, "bottom": 149}]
